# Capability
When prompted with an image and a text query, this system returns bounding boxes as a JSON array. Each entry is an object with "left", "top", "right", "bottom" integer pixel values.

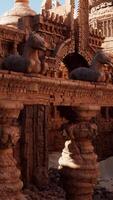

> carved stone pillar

[
  {"left": 59, "top": 105, "right": 100, "bottom": 200},
  {"left": 20, "top": 105, "right": 49, "bottom": 188},
  {"left": 0, "top": 101, "right": 26, "bottom": 200},
  {"left": 106, "top": 20, "right": 108, "bottom": 37},
  {"left": 0, "top": 40, "right": 2, "bottom": 54},
  {"left": 104, "top": 21, "right": 107, "bottom": 36},
  {"left": 13, "top": 42, "right": 18, "bottom": 54}
]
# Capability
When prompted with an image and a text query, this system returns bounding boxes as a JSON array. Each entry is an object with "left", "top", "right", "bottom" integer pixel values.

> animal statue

[
  {"left": 63, "top": 50, "right": 113, "bottom": 82},
  {"left": 1, "top": 32, "right": 48, "bottom": 74}
]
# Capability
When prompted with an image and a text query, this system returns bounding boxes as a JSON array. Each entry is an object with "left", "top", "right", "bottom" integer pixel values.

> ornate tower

[
  {"left": 41, "top": 0, "right": 52, "bottom": 10},
  {"left": 65, "top": 0, "right": 71, "bottom": 6},
  {"left": 78, "top": 0, "right": 89, "bottom": 54},
  {"left": 70, "top": 0, "right": 75, "bottom": 51}
]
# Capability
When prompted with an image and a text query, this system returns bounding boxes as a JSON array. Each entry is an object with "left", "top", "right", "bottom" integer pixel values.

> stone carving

[
  {"left": 59, "top": 106, "right": 100, "bottom": 200},
  {"left": 0, "top": 101, "right": 26, "bottom": 200},
  {"left": 0, "top": 1, "right": 111, "bottom": 200},
  {"left": 78, "top": 0, "right": 89, "bottom": 53},
  {"left": 0, "top": 126, "right": 20, "bottom": 149},
  {"left": 63, "top": 50, "right": 113, "bottom": 82},
  {"left": 2, "top": 32, "right": 48, "bottom": 75}
]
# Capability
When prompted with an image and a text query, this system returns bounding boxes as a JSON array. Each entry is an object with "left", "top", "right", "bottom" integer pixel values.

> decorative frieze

[{"left": 0, "top": 71, "right": 113, "bottom": 107}]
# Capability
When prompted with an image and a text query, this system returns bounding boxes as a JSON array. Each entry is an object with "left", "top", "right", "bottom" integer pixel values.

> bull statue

[
  {"left": 1, "top": 32, "right": 48, "bottom": 75},
  {"left": 63, "top": 50, "right": 113, "bottom": 82}
]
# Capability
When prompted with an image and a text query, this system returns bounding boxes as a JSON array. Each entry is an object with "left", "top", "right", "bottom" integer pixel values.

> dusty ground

[
  {"left": 93, "top": 187, "right": 113, "bottom": 200},
  {"left": 24, "top": 168, "right": 113, "bottom": 200},
  {"left": 24, "top": 168, "right": 66, "bottom": 200},
  {"left": 24, "top": 186, "right": 113, "bottom": 200}
]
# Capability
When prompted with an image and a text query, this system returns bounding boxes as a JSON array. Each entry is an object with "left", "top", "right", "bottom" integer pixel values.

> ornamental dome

[
  {"left": 89, "top": 0, "right": 112, "bottom": 8},
  {"left": 0, "top": 0, "right": 36, "bottom": 27}
]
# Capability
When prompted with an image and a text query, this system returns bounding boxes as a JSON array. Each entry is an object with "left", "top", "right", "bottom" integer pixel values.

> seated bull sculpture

[
  {"left": 1, "top": 32, "right": 48, "bottom": 74},
  {"left": 63, "top": 50, "right": 113, "bottom": 82}
]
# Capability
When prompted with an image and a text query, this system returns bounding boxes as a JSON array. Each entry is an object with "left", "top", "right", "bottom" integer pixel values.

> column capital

[
  {"left": 75, "top": 105, "right": 100, "bottom": 121},
  {"left": 0, "top": 100, "right": 23, "bottom": 109},
  {"left": 0, "top": 101, "right": 23, "bottom": 118},
  {"left": 0, "top": 101, "right": 23, "bottom": 149}
]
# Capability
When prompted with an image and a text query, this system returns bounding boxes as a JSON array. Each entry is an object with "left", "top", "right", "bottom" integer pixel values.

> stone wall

[{"left": 93, "top": 117, "right": 113, "bottom": 161}]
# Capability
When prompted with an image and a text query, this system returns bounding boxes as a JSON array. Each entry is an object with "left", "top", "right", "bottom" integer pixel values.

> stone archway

[
  {"left": 55, "top": 38, "right": 73, "bottom": 69},
  {"left": 55, "top": 38, "right": 95, "bottom": 71}
]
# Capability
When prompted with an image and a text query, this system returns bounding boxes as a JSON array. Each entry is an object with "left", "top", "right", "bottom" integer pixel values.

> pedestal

[
  {"left": 0, "top": 101, "right": 26, "bottom": 200},
  {"left": 59, "top": 105, "right": 100, "bottom": 200}
]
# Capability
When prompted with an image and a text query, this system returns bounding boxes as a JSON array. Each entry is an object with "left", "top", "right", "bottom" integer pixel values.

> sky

[
  {"left": 0, "top": 0, "right": 67, "bottom": 16},
  {"left": 0, "top": 0, "right": 42, "bottom": 15}
]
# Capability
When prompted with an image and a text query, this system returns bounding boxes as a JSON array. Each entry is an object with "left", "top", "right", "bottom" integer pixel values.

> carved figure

[
  {"left": 2, "top": 32, "right": 48, "bottom": 74},
  {"left": 63, "top": 50, "right": 113, "bottom": 82}
]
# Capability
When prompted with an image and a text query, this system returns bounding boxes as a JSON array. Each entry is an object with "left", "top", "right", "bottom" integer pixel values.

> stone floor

[
  {"left": 25, "top": 186, "right": 113, "bottom": 200},
  {"left": 24, "top": 184, "right": 66, "bottom": 200},
  {"left": 24, "top": 168, "right": 113, "bottom": 200},
  {"left": 24, "top": 168, "right": 66, "bottom": 200},
  {"left": 93, "top": 187, "right": 113, "bottom": 200}
]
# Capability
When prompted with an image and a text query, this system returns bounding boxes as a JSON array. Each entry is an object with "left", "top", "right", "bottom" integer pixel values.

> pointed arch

[{"left": 54, "top": 38, "right": 95, "bottom": 69}]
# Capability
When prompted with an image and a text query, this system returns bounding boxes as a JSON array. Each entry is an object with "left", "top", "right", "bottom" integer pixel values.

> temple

[
  {"left": 0, "top": 0, "right": 113, "bottom": 200},
  {"left": 89, "top": 0, "right": 113, "bottom": 51}
]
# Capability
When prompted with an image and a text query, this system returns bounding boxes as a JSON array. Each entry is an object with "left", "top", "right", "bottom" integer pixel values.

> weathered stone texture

[
  {"left": 0, "top": 1, "right": 112, "bottom": 200},
  {"left": 19, "top": 105, "right": 49, "bottom": 188}
]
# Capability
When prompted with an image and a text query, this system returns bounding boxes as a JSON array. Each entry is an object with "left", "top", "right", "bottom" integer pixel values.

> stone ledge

[{"left": 0, "top": 70, "right": 113, "bottom": 106}]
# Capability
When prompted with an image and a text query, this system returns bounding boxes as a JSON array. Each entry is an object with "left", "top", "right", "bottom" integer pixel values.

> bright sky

[
  {"left": 0, "top": 0, "right": 66, "bottom": 15},
  {"left": 0, "top": 0, "right": 42, "bottom": 15},
  {"left": 0, "top": 0, "right": 77, "bottom": 16}
]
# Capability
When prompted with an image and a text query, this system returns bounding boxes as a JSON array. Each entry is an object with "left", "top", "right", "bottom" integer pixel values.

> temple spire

[
  {"left": 65, "top": 0, "right": 70, "bottom": 5},
  {"left": 70, "top": 0, "right": 75, "bottom": 51},
  {"left": 78, "top": 0, "right": 89, "bottom": 54},
  {"left": 15, "top": 0, "right": 29, "bottom": 3},
  {"left": 41, "top": 0, "right": 52, "bottom": 10},
  {"left": 65, "top": 0, "right": 70, "bottom": 10}
]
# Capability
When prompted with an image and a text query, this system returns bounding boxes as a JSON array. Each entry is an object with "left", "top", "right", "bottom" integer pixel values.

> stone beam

[{"left": 0, "top": 71, "right": 113, "bottom": 107}]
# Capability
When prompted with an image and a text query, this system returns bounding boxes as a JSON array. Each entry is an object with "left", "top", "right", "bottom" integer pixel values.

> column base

[{"left": 0, "top": 148, "right": 26, "bottom": 200}]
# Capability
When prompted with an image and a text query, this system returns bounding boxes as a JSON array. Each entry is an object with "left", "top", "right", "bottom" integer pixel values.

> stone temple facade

[
  {"left": 0, "top": 1, "right": 113, "bottom": 200},
  {"left": 89, "top": 0, "right": 113, "bottom": 51}
]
